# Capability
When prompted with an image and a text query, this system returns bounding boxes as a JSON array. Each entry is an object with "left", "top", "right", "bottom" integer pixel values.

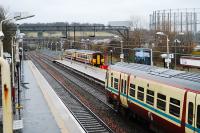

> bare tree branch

[{"left": 0, "top": 5, "right": 16, "bottom": 54}]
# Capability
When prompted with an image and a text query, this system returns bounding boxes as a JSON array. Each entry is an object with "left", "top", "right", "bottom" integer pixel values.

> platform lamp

[
  {"left": 114, "top": 35, "right": 124, "bottom": 62},
  {"left": 110, "top": 49, "right": 113, "bottom": 64},
  {"left": 174, "top": 39, "right": 181, "bottom": 69},
  {"left": 51, "top": 42, "right": 53, "bottom": 50},
  {"left": 14, "top": 15, "right": 34, "bottom": 121},
  {"left": 174, "top": 32, "right": 184, "bottom": 69},
  {"left": 156, "top": 32, "right": 170, "bottom": 69}
]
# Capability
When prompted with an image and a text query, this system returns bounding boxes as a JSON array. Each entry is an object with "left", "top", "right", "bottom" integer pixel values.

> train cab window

[
  {"left": 169, "top": 98, "right": 180, "bottom": 117},
  {"left": 197, "top": 105, "right": 200, "bottom": 128},
  {"left": 188, "top": 102, "right": 193, "bottom": 125},
  {"left": 129, "top": 84, "right": 135, "bottom": 97},
  {"left": 137, "top": 86, "right": 144, "bottom": 101},
  {"left": 157, "top": 93, "right": 166, "bottom": 111},
  {"left": 146, "top": 89, "right": 154, "bottom": 106},
  {"left": 111, "top": 77, "right": 113, "bottom": 88},
  {"left": 114, "top": 78, "right": 119, "bottom": 90}
]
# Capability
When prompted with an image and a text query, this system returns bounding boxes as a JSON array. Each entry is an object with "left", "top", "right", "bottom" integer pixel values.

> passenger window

[
  {"left": 106, "top": 72, "right": 108, "bottom": 88},
  {"left": 111, "top": 77, "right": 113, "bottom": 88},
  {"left": 129, "top": 84, "right": 135, "bottom": 97},
  {"left": 124, "top": 80, "right": 127, "bottom": 94},
  {"left": 188, "top": 102, "right": 193, "bottom": 125},
  {"left": 114, "top": 78, "right": 118, "bottom": 90},
  {"left": 137, "top": 86, "right": 144, "bottom": 101},
  {"left": 197, "top": 105, "right": 200, "bottom": 128},
  {"left": 146, "top": 89, "right": 154, "bottom": 106},
  {"left": 121, "top": 79, "right": 124, "bottom": 93},
  {"left": 157, "top": 93, "right": 166, "bottom": 111},
  {"left": 169, "top": 98, "right": 180, "bottom": 117}
]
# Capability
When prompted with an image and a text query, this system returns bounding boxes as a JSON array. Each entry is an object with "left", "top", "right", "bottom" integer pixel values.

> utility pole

[
  {"left": 73, "top": 26, "right": 75, "bottom": 48},
  {"left": 120, "top": 40, "right": 124, "bottom": 62}
]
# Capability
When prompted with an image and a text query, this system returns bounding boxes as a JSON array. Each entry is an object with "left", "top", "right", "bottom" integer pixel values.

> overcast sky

[{"left": 1, "top": 0, "right": 200, "bottom": 25}]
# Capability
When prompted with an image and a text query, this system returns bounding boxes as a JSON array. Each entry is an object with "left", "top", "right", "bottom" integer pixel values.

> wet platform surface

[{"left": 21, "top": 61, "right": 60, "bottom": 133}]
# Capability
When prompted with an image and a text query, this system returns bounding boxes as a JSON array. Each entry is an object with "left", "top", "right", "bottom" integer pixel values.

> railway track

[
  {"left": 36, "top": 52, "right": 111, "bottom": 108},
  {"left": 27, "top": 53, "right": 113, "bottom": 133},
  {"left": 27, "top": 51, "right": 150, "bottom": 133}
]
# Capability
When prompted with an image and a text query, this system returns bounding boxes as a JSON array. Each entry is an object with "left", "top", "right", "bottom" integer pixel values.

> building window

[
  {"left": 146, "top": 89, "right": 154, "bottom": 106},
  {"left": 114, "top": 78, "right": 118, "bottom": 90},
  {"left": 169, "top": 97, "right": 180, "bottom": 117},
  {"left": 137, "top": 86, "right": 144, "bottom": 101},
  {"left": 129, "top": 83, "right": 135, "bottom": 97},
  {"left": 157, "top": 93, "right": 166, "bottom": 111},
  {"left": 197, "top": 105, "right": 200, "bottom": 128},
  {"left": 188, "top": 102, "right": 193, "bottom": 125}
]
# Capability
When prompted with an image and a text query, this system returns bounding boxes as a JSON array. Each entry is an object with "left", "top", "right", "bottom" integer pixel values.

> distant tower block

[{"left": 149, "top": 8, "right": 200, "bottom": 34}]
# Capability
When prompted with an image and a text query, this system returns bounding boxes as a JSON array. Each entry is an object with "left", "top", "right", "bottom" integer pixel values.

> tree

[{"left": 0, "top": 5, "right": 16, "bottom": 54}]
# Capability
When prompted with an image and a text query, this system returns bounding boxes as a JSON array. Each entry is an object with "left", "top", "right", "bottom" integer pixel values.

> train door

[
  {"left": 105, "top": 70, "right": 109, "bottom": 89},
  {"left": 194, "top": 94, "right": 200, "bottom": 132},
  {"left": 185, "top": 92, "right": 197, "bottom": 133},
  {"left": 120, "top": 73, "right": 129, "bottom": 107},
  {"left": 97, "top": 54, "right": 100, "bottom": 65}
]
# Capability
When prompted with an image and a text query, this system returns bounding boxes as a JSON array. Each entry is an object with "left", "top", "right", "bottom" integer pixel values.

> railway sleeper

[
  {"left": 72, "top": 109, "right": 87, "bottom": 112},
  {"left": 76, "top": 116, "right": 95, "bottom": 120},
  {"left": 75, "top": 113, "right": 92, "bottom": 117},
  {"left": 82, "top": 124, "right": 104, "bottom": 128},
  {"left": 85, "top": 128, "right": 107, "bottom": 132},
  {"left": 75, "top": 112, "right": 91, "bottom": 115},
  {"left": 81, "top": 120, "right": 100, "bottom": 124}
]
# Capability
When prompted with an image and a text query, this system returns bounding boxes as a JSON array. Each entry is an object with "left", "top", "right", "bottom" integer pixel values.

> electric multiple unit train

[
  {"left": 64, "top": 49, "right": 104, "bottom": 67},
  {"left": 105, "top": 62, "right": 200, "bottom": 133}
]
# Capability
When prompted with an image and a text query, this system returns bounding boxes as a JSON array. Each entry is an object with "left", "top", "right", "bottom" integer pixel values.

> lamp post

[
  {"left": 110, "top": 49, "right": 113, "bottom": 64},
  {"left": 46, "top": 41, "right": 49, "bottom": 49},
  {"left": 120, "top": 40, "right": 124, "bottom": 62},
  {"left": 11, "top": 37, "right": 15, "bottom": 87},
  {"left": 15, "top": 27, "right": 26, "bottom": 120},
  {"left": 18, "top": 33, "right": 25, "bottom": 83},
  {"left": 18, "top": 33, "right": 25, "bottom": 61},
  {"left": 156, "top": 32, "right": 170, "bottom": 69},
  {"left": 174, "top": 39, "right": 181, "bottom": 69},
  {"left": 114, "top": 35, "right": 124, "bottom": 62},
  {"left": 173, "top": 32, "right": 184, "bottom": 69},
  {"left": 51, "top": 42, "right": 53, "bottom": 50},
  {"left": 60, "top": 40, "right": 63, "bottom": 51},
  {"left": 56, "top": 42, "right": 58, "bottom": 52},
  {"left": 60, "top": 37, "right": 66, "bottom": 59}
]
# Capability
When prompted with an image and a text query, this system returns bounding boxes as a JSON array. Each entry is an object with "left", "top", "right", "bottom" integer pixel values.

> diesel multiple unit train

[
  {"left": 64, "top": 49, "right": 104, "bottom": 67},
  {"left": 105, "top": 62, "right": 200, "bottom": 133}
]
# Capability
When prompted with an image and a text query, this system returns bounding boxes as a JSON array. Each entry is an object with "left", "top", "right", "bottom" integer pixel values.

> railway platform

[
  {"left": 20, "top": 60, "right": 85, "bottom": 133},
  {"left": 54, "top": 59, "right": 106, "bottom": 82}
]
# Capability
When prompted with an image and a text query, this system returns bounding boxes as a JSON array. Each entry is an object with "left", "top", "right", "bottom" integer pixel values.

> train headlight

[{"left": 93, "top": 59, "right": 96, "bottom": 63}]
